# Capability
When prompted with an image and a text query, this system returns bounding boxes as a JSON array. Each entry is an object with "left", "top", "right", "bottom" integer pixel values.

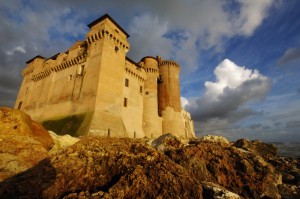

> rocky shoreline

[{"left": 0, "top": 107, "right": 299, "bottom": 198}]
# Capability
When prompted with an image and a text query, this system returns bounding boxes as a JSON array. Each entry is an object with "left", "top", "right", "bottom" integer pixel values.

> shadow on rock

[
  {"left": 0, "top": 137, "right": 203, "bottom": 198},
  {"left": 0, "top": 158, "right": 56, "bottom": 198}
]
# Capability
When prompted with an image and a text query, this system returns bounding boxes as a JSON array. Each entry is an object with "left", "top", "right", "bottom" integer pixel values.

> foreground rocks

[
  {"left": 162, "top": 137, "right": 282, "bottom": 198},
  {"left": 0, "top": 137, "right": 203, "bottom": 198},
  {"left": 0, "top": 108, "right": 299, "bottom": 198},
  {"left": 0, "top": 107, "right": 53, "bottom": 182}
]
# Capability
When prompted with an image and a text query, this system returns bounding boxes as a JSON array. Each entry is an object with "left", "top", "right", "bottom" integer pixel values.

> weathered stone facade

[{"left": 15, "top": 14, "right": 195, "bottom": 138}]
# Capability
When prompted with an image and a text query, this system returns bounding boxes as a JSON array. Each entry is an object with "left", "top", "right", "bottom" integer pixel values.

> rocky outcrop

[
  {"left": 0, "top": 137, "right": 203, "bottom": 198},
  {"left": 0, "top": 107, "right": 53, "bottom": 182},
  {"left": 1, "top": 108, "right": 299, "bottom": 198},
  {"left": 234, "top": 138, "right": 277, "bottom": 160},
  {"left": 202, "top": 182, "right": 243, "bottom": 199},
  {"left": 159, "top": 135, "right": 282, "bottom": 199},
  {"left": 199, "top": 135, "right": 230, "bottom": 145},
  {"left": 233, "top": 138, "right": 300, "bottom": 198}
]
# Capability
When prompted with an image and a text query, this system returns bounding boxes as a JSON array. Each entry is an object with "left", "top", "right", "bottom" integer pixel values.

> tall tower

[
  {"left": 86, "top": 14, "right": 130, "bottom": 137},
  {"left": 142, "top": 57, "right": 162, "bottom": 138},
  {"left": 158, "top": 59, "right": 186, "bottom": 137}
]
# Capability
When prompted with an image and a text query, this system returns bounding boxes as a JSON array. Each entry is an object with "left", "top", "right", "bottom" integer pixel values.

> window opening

[
  {"left": 17, "top": 101, "right": 23, "bottom": 109},
  {"left": 123, "top": 98, "right": 128, "bottom": 107},
  {"left": 140, "top": 86, "right": 143, "bottom": 93},
  {"left": 125, "top": 78, "right": 129, "bottom": 87}
]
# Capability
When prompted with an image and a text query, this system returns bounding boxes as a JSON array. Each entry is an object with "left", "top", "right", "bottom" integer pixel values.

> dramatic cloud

[
  {"left": 186, "top": 59, "right": 271, "bottom": 122},
  {"left": 0, "top": 0, "right": 276, "bottom": 107},
  {"left": 128, "top": 14, "right": 172, "bottom": 60},
  {"left": 277, "top": 47, "right": 300, "bottom": 65}
]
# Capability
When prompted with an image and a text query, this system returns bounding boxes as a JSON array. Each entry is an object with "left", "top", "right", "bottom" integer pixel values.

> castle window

[
  {"left": 115, "top": 46, "right": 119, "bottom": 53},
  {"left": 140, "top": 86, "right": 143, "bottom": 93},
  {"left": 76, "top": 65, "right": 84, "bottom": 76},
  {"left": 123, "top": 98, "right": 128, "bottom": 107},
  {"left": 17, "top": 101, "right": 23, "bottom": 110},
  {"left": 146, "top": 91, "right": 149, "bottom": 95},
  {"left": 125, "top": 78, "right": 129, "bottom": 87},
  {"left": 25, "top": 87, "right": 29, "bottom": 94}
]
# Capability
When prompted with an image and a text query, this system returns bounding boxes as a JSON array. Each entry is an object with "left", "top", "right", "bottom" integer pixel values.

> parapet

[{"left": 158, "top": 60, "right": 180, "bottom": 68}]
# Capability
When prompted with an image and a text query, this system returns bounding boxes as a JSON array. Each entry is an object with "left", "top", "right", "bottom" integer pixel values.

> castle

[{"left": 15, "top": 14, "right": 195, "bottom": 138}]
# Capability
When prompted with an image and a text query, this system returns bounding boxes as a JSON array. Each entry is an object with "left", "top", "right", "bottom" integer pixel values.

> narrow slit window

[
  {"left": 123, "top": 98, "right": 128, "bottom": 107},
  {"left": 140, "top": 86, "right": 143, "bottom": 93},
  {"left": 125, "top": 78, "right": 129, "bottom": 87},
  {"left": 17, "top": 101, "right": 23, "bottom": 109}
]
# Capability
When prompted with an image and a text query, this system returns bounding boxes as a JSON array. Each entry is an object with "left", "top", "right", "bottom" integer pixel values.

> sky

[{"left": 1, "top": 0, "right": 300, "bottom": 142}]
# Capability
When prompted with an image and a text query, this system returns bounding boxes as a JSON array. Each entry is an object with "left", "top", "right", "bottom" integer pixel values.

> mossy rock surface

[{"left": 42, "top": 113, "right": 92, "bottom": 137}]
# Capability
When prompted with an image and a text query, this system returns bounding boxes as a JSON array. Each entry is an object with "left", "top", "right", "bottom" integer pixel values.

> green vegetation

[{"left": 42, "top": 113, "right": 92, "bottom": 137}]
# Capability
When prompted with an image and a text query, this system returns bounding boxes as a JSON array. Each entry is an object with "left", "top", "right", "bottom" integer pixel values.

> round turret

[
  {"left": 141, "top": 57, "right": 162, "bottom": 138},
  {"left": 158, "top": 60, "right": 181, "bottom": 113}
]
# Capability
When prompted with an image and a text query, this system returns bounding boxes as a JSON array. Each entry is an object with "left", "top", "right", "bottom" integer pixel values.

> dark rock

[
  {"left": 0, "top": 137, "right": 203, "bottom": 198},
  {"left": 278, "top": 184, "right": 300, "bottom": 199}
]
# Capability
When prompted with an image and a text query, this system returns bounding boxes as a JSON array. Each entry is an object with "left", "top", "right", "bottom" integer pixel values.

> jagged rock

[
  {"left": 199, "top": 135, "right": 230, "bottom": 145},
  {"left": 0, "top": 137, "right": 203, "bottom": 198},
  {"left": 233, "top": 139, "right": 277, "bottom": 160},
  {"left": 202, "top": 182, "right": 243, "bottom": 199},
  {"left": 0, "top": 107, "right": 53, "bottom": 182},
  {"left": 165, "top": 140, "right": 282, "bottom": 199},
  {"left": 269, "top": 157, "right": 300, "bottom": 198},
  {"left": 48, "top": 131, "right": 80, "bottom": 154},
  {"left": 278, "top": 184, "right": 300, "bottom": 199},
  {"left": 148, "top": 133, "right": 185, "bottom": 152}
]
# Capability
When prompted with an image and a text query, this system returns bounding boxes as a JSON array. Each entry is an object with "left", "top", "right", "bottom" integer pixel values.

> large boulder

[
  {"left": 0, "top": 107, "right": 53, "bottom": 182},
  {"left": 0, "top": 137, "right": 203, "bottom": 198}
]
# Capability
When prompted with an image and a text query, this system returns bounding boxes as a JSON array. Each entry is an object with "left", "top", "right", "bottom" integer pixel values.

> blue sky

[{"left": 1, "top": 0, "right": 300, "bottom": 142}]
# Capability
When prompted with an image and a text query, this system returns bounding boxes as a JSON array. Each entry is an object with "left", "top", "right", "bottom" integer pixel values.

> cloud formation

[
  {"left": 186, "top": 59, "right": 271, "bottom": 122},
  {"left": 0, "top": 0, "right": 276, "bottom": 107},
  {"left": 277, "top": 47, "right": 300, "bottom": 65}
]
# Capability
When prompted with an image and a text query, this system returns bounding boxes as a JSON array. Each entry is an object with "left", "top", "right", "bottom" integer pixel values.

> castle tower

[
  {"left": 85, "top": 14, "right": 130, "bottom": 137},
  {"left": 141, "top": 57, "right": 162, "bottom": 138},
  {"left": 158, "top": 59, "right": 186, "bottom": 137},
  {"left": 14, "top": 14, "right": 195, "bottom": 138}
]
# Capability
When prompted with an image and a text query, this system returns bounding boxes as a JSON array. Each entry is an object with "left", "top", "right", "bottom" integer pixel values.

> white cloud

[
  {"left": 6, "top": 46, "right": 26, "bottom": 56},
  {"left": 235, "top": 0, "right": 274, "bottom": 36},
  {"left": 125, "top": 0, "right": 275, "bottom": 70},
  {"left": 181, "top": 96, "right": 189, "bottom": 109},
  {"left": 186, "top": 59, "right": 271, "bottom": 121}
]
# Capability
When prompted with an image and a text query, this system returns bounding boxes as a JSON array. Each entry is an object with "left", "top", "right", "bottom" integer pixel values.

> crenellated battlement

[
  {"left": 22, "top": 66, "right": 34, "bottom": 76},
  {"left": 15, "top": 13, "right": 195, "bottom": 139},
  {"left": 30, "top": 52, "right": 87, "bottom": 82},
  {"left": 158, "top": 60, "right": 180, "bottom": 68},
  {"left": 125, "top": 58, "right": 146, "bottom": 83},
  {"left": 145, "top": 68, "right": 159, "bottom": 74},
  {"left": 87, "top": 29, "right": 129, "bottom": 52}
]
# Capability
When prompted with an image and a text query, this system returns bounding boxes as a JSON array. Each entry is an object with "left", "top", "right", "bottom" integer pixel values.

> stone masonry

[{"left": 15, "top": 14, "right": 195, "bottom": 138}]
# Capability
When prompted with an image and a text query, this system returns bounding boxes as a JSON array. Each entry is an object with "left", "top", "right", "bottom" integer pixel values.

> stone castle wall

[{"left": 15, "top": 14, "right": 195, "bottom": 138}]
